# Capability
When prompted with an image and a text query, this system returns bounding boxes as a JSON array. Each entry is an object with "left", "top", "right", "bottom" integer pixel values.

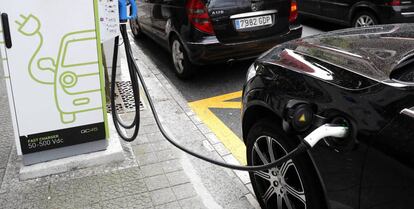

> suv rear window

[{"left": 208, "top": 0, "right": 249, "bottom": 8}]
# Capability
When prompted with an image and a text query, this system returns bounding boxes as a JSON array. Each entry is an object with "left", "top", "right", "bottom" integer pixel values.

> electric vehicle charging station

[{"left": 0, "top": 0, "right": 110, "bottom": 165}]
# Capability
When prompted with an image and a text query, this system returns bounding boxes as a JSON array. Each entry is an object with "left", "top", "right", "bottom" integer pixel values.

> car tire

[
  {"left": 246, "top": 118, "right": 326, "bottom": 209},
  {"left": 170, "top": 36, "right": 195, "bottom": 79},
  {"left": 130, "top": 18, "right": 143, "bottom": 39},
  {"left": 352, "top": 11, "right": 378, "bottom": 28}
]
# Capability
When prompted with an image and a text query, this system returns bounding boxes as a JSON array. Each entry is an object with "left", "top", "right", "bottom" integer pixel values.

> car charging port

[{"left": 324, "top": 116, "right": 354, "bottom": 151}]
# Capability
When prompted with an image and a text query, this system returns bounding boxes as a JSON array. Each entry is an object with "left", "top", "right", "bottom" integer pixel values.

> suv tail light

[
  {"left": 186, "top": 0, "right": 215, "bottom": 35},
  {"left": 289, "top": 0, "right": 298, "bottom": 23},
  {"left": 386, "top": 0, "right": 401, "bottom": 6}
]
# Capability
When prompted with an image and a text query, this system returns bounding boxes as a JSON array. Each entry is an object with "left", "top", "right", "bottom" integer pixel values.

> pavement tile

[
  {"left": 141, "top": 163, "right": 164, "bottom": 177},
  {"left": 0, "top": 168, "right": 5, "bottom": 183},
  {"left": 99, "top": 172, "right": 122, "bottom": 187},
  {"left": 50, "top": 180, "right": 75, "bottom": 197},
  {"left": 81, "top": 203, "right": 102, "bottom": 209},
  {"left": 136, "top": 153, "right": 159, "bottom": 166},
  {"left": 100, "top": 183, "right": 125, "bottom": 200},
  {"left": 119, "top": 167, "right": 145, "bottom": 182},
  {"left": 131, "top": 134, "right": 149, "bottom": 145},
  {"left": 196, "top": 124, "right": 211, "bottom": 135},
  {"left": 150, "top": 141, "right": 171, "bottom": 152},
  {"left": 150, "top": 188, "right": 176, "bottom": 206},
  {"left": 161, "top": 160, "right": 182, "bottom": 174},
  {"left": 213, "top": 143, "right": 231, "bottom": 156},
  {"left": 154, "top": 201, "right": 181, "bottom": 209},
  {"left": 122, "top": 179, "right": 148, "bottom": 194},
  {"left": 166, "top": 171, "right": 190, "bottom": 186},
  {"left": 129, "top": 193, "right": 154, "bottom": 209},
  {"left": 141, "top": 124, "right": 159, "bottom": 135},
  {"left": 179, "top": 197, "right": 207, "bottom": 209},
  {"left": 155, "top": 149, "right": 179, "bottom": 162},
  {"left": 20, "top": 201, "right": 50, "bottom": 209},
  {"left": 22, "top": 185, "right": 50, "bottom": 203},
  {"left": 171, "top": 183, "right": 196, "bottom": 200},
  {"left": 73, "top": 183, "right": 102, "bottom": 206},
  {"left": 145, "top": 174, "right": 170, "bottom": 191},
  {"left": 49, "top": 194, "right": 74, "bottom": 209},
  {"left": 189, "top": 115, "right": 203, "bottom": 125},
  {"left": 205, "top": 133, "right": 221, "bottom": 145},
  {"left": 202, "top": 140, "right": 214, "bottom": 152},
  {"left": 145, "top": 133, "right": 165, "bottom": 143},
  {"left": 133, "top": 143, "right": 154, "bottom": 155},
  {"left": 101, "top": 196, "right": 130, "bottom": 209}
]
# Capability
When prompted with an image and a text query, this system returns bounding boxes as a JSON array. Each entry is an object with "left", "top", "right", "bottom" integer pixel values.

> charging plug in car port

[
  {"left": 283, "top": 102, "right": 354, "bottom": 149},
  {"left": 324, "top": 117, "right": 354, "bottom": 151}
]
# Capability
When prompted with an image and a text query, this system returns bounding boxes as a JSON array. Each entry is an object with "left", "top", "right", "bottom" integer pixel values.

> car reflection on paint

[{"left": 241, "top": 24, "right": 414, "bottom": 209}]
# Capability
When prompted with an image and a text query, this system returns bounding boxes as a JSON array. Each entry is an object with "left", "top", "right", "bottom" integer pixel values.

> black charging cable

[
  {"left": 110, "top": 24, "right": 348, "bottom": 171},
  {"left": 110, "top": 24, "right": 141, "bottom": 142}
]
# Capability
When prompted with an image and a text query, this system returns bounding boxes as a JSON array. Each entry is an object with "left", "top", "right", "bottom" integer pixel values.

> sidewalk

[{"left": 0, "top": 34, "right": 259, "bottom": 209}]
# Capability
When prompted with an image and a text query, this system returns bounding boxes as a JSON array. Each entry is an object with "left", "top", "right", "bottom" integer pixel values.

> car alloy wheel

[
  {"left": 353, "top": 12, "right": 378, "bottom": 28},
  {"left": 355, "top": 15, "right": 375, "bottom": 27},
  {"left": 251, "top": 135, "right": 307, "bottom": 209},
  {"left": 172, "top": 40, "right": 185, "bottom": 74}
]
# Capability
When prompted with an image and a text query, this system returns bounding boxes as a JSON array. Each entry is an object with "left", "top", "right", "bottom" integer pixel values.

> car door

[
  {"left": 297, "top": 0, "right": 321, "bottom": 16},
  {"left": 360, "top": 107, "right": 414, "bottom": 209},
  {"left": 319, "top": 0, "right": 353, "bottom": 22},
  {"left": 150, "top": 0, "right": 171, "bottom": 41},
  {"left": 137, "top": 0, "right": 153, "bottom": 32}
]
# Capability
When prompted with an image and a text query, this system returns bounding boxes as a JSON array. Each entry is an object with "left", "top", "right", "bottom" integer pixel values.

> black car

[
  {"left": 298, "top": 0, "right": 414, "bottom": 27},
  {"left": 242, "top": 24, "right": 414, "bottom": 209},
  {"left": 130, "top": 0, "right": 302, "bottom": 78}
]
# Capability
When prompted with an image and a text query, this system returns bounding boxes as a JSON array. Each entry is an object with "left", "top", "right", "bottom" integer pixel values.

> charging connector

[{"left": 302, "top": 124, "right": 349, "bottom": 148}]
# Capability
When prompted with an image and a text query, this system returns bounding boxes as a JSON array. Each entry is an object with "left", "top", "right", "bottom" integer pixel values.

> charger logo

[{"left": 81, "top": 127, "right": 99, "bottom": 134}]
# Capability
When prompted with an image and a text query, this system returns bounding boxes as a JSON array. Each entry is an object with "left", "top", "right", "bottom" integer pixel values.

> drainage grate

[{"left": 107, "top": 81, "right": 144, "bottom": 113}]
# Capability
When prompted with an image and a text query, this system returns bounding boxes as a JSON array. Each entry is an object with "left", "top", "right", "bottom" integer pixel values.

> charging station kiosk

[{"left": 0, "top": 0, "right": 110, "bottom": 165}]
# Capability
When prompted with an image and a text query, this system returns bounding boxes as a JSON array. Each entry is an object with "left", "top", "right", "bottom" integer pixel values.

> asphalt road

[{"left": 133, "top": 17, "right": 344, "bottom": 139}]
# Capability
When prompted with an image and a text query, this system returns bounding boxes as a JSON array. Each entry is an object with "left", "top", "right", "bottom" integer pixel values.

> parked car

[
  {"left": 130, "top": 0, "right": 302, "bottom": 79},
  {"left": 242, "top": 24, "right": 414, "bottom": 209},
  {"left": 298, "top": 0, "right": 414, "bottom": 27}
]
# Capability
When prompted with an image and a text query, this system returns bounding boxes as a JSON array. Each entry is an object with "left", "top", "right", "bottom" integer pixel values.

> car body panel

[
  {"left": 242, "top": 24, "right": 414, "bottom": 209},
  {"left": 298, "top": 0, "right": 414, "bottom": 26},
  {"left": 260, "top": 24, "right": 414, "bottom": 82}
]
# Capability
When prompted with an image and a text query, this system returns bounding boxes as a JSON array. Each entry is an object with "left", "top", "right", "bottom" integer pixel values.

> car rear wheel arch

[
  {"left": 350, "top": 6, "right": 380, "bottom": 26},
  {"left": 242, "top": 104, "right": 284, "bottom": 144},
  {"left": 243, "top": 105, "right": 330, "bottom": 209}
]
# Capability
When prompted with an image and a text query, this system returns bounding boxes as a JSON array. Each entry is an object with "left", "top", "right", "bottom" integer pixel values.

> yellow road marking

[{"left": 189, "top": 91, "right": 246, "bottom": 165}]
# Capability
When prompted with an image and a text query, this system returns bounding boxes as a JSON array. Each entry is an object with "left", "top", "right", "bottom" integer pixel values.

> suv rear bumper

[
  {"left": 184, "top": 26, "right": 303, "bottom": 65},
  {"left": 378, "top": 5, "right": 414, "bottom": 24}
]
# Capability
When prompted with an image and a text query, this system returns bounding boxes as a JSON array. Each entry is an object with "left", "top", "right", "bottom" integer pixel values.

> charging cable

[{"left": 111, "top": 0, "right": 349, "bottom": 171}]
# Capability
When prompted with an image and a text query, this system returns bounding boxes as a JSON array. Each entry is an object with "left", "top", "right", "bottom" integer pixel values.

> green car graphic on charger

[{"left": 15, "top": 14, "right": 103, "bottom": 124}]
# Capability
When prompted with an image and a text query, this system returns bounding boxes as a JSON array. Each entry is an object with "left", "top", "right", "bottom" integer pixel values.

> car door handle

[
  {"left": 1, "top": 13, "right": 12, "bottom": 49},
  {"left": 401, "top": 108, "right": 414, "bottom": 118}
]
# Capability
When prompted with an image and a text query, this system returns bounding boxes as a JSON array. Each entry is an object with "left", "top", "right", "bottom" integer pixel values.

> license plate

[{"left": 235, "top": 15, "right": 273, "bottom": 30}]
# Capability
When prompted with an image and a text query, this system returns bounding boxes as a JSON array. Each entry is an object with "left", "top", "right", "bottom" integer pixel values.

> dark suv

[
  {"left": 298, "top": 0, "right": 414, "bottom": 27},
  {"left": 130, "top": 0, "right": 302, "bottom": 78}
]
